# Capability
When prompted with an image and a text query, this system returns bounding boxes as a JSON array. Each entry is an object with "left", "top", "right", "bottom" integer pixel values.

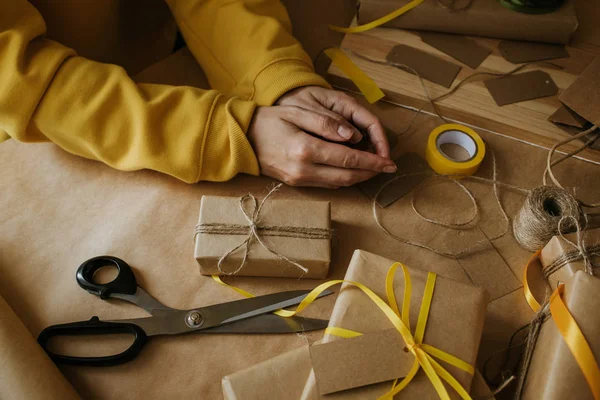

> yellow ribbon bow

[{"left": 214, "top": 262, "right": 474, "bottom": 399}]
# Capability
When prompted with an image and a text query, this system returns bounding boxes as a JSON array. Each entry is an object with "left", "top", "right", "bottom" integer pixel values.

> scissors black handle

[
  {"left": 37, "top": 316, "right": 148, "bottom": 366},
  {"left": 76, "top": 256, "right": 138, "bottom": 299}
]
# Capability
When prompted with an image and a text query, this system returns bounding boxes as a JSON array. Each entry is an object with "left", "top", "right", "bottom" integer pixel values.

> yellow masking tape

[
  {"left": 425, "top": 124, "right": 486, "bottom": 176},
  {"left": 324, "top": 48, "right": 385, "bottom": 104}
]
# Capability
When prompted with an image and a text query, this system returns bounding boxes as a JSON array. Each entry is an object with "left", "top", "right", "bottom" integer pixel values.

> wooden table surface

[{"left": 327, "top": 8, "right": 600, "bottom": 165}]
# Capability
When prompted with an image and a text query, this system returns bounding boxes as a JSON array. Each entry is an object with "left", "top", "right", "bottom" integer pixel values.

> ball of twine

[{"left": 513, "top": 186, "right": 581, "bottom": 251}]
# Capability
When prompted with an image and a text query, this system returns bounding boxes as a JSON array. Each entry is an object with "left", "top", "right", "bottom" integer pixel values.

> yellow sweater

[{"left": 0, "top": 0, "right": 329, "bottom": 182}]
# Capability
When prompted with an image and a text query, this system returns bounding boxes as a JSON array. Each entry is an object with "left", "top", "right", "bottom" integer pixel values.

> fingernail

[
  {"left": 337, "top": 125, "right": 353, "bottom": 139},
  {"left": 383, "top": 165, "right": 397, "bottom": 173}
]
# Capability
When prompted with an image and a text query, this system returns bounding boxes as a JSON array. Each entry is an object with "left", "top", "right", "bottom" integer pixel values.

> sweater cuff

[
  {"left": 252, "top": 59, "right": 331, "bottom": 106},
  {"left": 199, "top": 95, "right": 260, "bottom": 182}
]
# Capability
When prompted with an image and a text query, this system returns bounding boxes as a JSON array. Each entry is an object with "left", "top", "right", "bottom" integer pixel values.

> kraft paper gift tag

[
  {"left": 549, "top": 104, "right": 589, "bottom": 129},
  {"left": 194, "top": 195, "right": 331, "bottom": 278},
  {"left": 540, "top": 228, "right": 600, "bottom": 290},
  {"left": 484, "top": 70, "right": 558, "bottom": 106},
  {"left": 521, "top": 271, "right": 600, "bottom": 400},
  {"left": 498, "top": 40, "right": 569, "bottom": 64},
  {"left": 559, "top": 56, "right": 600, "bottom": 127},
  {"left": 386, "top": 44, "right": 462, "bottom": 88},
  {"left": 420, "top": 32, "right": 491, "bottom": 69}
]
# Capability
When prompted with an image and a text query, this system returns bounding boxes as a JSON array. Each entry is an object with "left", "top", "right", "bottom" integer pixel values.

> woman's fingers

[
  {"left": 312, "top": 89, "right": 391, "bottom": 158},
  {"left": 279, "top": 106, "right": 363, "bottom": 143},
  {"left": 306, "top": 136, "right": 397, "bottom": 173},
  {"left": 299, "top": 164, "right": 378, "bottom": 188}
]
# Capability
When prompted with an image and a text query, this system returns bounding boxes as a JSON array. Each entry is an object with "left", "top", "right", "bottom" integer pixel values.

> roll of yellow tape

[{"left": 425, "top": 124, "right": 486, "bottom": 176}]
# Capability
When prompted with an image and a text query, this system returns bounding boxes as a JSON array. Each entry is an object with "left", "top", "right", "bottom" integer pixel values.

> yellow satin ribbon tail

[
  {"left": 324, "top": 48, "right": 384, "bottom": 104},
  {"left": 329, "top": 0, "right": 425, "bottom": 33},
  {"left": 523, "top": 250, "right": 543, "bottom": 312},
  {"left": 550, "top": 285, "right": 600, "bottom": 400}
]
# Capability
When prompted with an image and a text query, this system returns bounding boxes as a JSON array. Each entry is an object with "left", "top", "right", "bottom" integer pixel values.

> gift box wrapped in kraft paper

[
  {"left": 540, "top": 228, "right": 600, "bottom": 290},
  {"left": 357, "top": 0, "right": 578, "bottom": 44},
  {"left": 222, "top": 249, "right": 490, "bottom": 399},
  {"left": 520, "top": 271, "right": 600, "bottom": 400},
  {"left": 222, "top": 346, "right": 496, "bottom": 399},
  {"left": 194, "top": 188, "right": 332, "bottom": 278}
]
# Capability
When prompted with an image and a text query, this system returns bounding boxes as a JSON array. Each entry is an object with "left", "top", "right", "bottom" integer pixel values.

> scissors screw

[{"left": 186, "top": 311, "right": 203, "bottom": 327}]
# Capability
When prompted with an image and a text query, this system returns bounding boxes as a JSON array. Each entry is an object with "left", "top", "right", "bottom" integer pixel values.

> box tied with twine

[{"left": 194, "top": 184, "right": 332, "bottom": 279}]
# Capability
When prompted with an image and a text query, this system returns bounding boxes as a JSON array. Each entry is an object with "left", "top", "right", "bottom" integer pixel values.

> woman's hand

[{"left": 247, "top": 87, "right": 396, "bottom": 188}]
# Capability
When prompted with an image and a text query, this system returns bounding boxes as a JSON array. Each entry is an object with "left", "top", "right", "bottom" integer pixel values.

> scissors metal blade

[
  {"left": 199, "top": 289, "right": 334, "bottom": 328},
  {"left": 198, "top": 314, "right": 329, "bottom": 334},
  {"left": 122, "top": 288, "right": 333, "bottom": 336}
]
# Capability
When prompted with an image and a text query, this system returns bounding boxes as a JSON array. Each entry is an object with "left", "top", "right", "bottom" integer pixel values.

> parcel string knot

[{"left": 194, "top": 184, "right": 333, "bottom": 275}]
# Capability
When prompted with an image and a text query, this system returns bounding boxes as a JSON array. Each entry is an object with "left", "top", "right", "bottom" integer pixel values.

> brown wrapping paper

[
  {"left": 540, "top": 228, "right": 600, "bottom": 290},
  {"left": 194, "top": 195, "right": 331, "bottom": 278},
  {"left": 0, "top": 293, "right": 81, "bottom": 400},
  {"left": 223, "top": 249, "right": 489, "bottom": 399},
  {"left": 222, "top": 345, "right": 495, "bottom": 400},
  {"left": 300, "top": 250, "right": 489, "bottom": 399},
  {"left": 358, "top": 0, "right": 578, "bottom": 44},
  {"left": 521, "top": 271, "right": 600, "bottom": 400}
]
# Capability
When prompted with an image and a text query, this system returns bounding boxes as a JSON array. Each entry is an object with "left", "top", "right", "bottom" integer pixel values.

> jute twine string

[
  {"left": 344, "top": 48, "right": 562, "bottom": 137},
  {"left": 344, "top": 47, "right": 600, "bottom": 255},
  {"left": 194, "top": 184, "right": 333, "bottom": 275},
  {"left": 513, "top": 303, "right": 551, "bottom": 400},
  {"left": 543, "top": 124, "right": 600, "bottom": 208},
  {"left": 373, "top": 150, "right": 531, "bottom": 258},
  {"left": 512, "top": 186, "right": 582, "bottom": 252},
  {"left": 543, "top": 215, "right": 600, "bottom": 278}
]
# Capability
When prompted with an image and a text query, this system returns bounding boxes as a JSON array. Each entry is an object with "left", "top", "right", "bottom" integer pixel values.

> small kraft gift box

[{"left": 194, "top": 186, "right": 332, "bottom": 278}]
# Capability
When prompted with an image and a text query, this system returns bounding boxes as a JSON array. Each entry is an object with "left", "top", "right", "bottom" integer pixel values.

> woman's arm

[
  {"left": 0, "top": 0, "right": 260, "bottom": 183},
  {"left": 165, "top": 0, "right": 330, "bottom": 105}
]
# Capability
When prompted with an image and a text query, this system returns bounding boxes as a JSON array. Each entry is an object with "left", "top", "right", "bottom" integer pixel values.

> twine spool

[{"left": 513, "top": 186, "right": 581, "bottom": 252}]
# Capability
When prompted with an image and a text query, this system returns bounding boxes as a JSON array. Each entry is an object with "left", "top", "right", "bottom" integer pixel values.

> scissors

[{"left": 37, "top": 256, "right": 331, "bottom": 366}]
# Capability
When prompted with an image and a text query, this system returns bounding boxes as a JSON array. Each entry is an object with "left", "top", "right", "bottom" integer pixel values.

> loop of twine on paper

[
  {"left": 194, "top": 184, "right": 333, "bottom": 276},
  {"left": 373, "top": 149, "right": 529, "bottom": 259},
  {"left": 345, "top": 47, "right": 599, "bottom": 256}
]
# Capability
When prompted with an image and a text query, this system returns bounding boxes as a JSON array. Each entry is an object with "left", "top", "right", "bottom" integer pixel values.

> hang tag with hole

[{"left": 484, "top": 70, "right": 558, "bottom": 106}]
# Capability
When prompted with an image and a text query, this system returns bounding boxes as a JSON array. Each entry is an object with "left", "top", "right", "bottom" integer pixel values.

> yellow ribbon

[
  {"left": 323, "top": 48, "right": 384, "bottom": 104},
  {"left": 329, "top": 0, "right": 425, "bottom": 33},
  {"left": 213, "top": 262, "right": 474, "bottom": 399},
  {"left": 549, "top": 284, "right": 600, "bottom": 400},
  {"left": 523, "top": 250, "right": 543, "bottom": 312}
]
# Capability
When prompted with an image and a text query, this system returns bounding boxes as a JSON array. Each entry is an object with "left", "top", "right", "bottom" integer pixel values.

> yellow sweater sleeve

[
  {"left": 0, "top": 0, "right": 259, "bottom": 183},
  {"left": 165, "top": 0, "right": 331, "bottom": 106}
]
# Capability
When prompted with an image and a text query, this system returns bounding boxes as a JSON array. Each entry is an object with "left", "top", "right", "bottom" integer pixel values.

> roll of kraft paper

[
  {"left": 425, "top": 124, "right": 485, "bottom": 176},
  {"left": 357, "top": 0, "right": 577, "bottom": 44}
]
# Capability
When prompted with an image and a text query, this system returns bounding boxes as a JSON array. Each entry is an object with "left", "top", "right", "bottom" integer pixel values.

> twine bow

[{"left": 194, "top": 184, "right": 333, "bottom": 275}]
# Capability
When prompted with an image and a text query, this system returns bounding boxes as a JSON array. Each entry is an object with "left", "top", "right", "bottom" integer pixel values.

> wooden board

[{"left": 327, "top": 27, "right": 600, "bottom": 164}]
